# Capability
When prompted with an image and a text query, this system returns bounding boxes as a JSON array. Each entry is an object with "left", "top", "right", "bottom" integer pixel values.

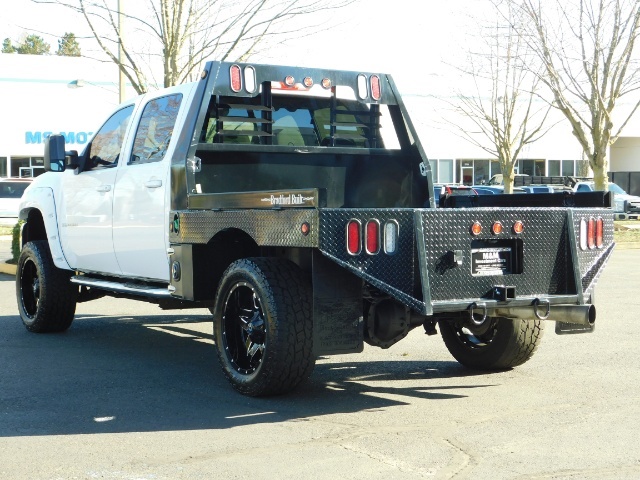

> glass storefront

[{"left": 0, "top": 156, "right": 45, "bottom": 178}]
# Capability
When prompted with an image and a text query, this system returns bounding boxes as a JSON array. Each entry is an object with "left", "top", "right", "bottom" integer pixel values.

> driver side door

[{"left": 58, "top": 104, "right": 135, "bottom": 274}]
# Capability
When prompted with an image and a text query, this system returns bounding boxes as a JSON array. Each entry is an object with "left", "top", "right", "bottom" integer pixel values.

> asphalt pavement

[{"left": 1, "top": 248, "right": 640, "bottom": 479}]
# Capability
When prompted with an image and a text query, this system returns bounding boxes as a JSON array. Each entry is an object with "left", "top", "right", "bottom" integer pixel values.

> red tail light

[
  {"left": 346, "top": 220, "right": 361, "bottom": 255},
  {"left": 365, "top": 220, "right": 380, "bottom": 255},
  {"left": 587, "top": 217, "right": 596, "bottom": 250},
  {"left": 230, "top": 64, "right": 242, "bottom": 92},
  {"left": 595, "top": 217, "right": 604, "bottom": 248}
]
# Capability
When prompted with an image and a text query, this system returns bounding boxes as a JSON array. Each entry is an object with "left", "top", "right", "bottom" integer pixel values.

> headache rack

[{"left": 200, "top": 81, "right": 384, "bottom": 148}]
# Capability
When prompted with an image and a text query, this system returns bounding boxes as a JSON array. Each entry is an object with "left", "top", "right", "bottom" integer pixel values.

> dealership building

[
  {"left": 0, "top": 53, "right": 131, "bottom": 178},
  {"left": 2, "top": 52, "right": 640, "bottom": 194}
]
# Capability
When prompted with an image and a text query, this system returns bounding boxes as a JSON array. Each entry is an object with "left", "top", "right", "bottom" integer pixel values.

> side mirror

[{"left": 44, "top": 134, "right": 67, "bottom": 172}]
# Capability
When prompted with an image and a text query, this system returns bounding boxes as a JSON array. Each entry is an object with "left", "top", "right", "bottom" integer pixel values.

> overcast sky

[{"left": 0, "top": 0, "right": 486, "bottom": 96}]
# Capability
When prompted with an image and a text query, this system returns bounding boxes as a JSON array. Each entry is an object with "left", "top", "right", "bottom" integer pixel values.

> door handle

[
  {"left": 144, "top": 179, "right": 163, "bottom": 188},
  {"left": 96, "top": 185, "right": 111, "bottom": 192}
]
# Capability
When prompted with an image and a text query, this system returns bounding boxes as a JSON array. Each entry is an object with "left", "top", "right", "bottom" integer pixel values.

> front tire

[
  {"left": 16, "top": 241, "right": 77, "bottom": 333},
  {"left": 439, "top": 316, "right": 544, "bottom": 370},
  {"left": 212, "top": 258, "right": 314, "bottom": 396}
]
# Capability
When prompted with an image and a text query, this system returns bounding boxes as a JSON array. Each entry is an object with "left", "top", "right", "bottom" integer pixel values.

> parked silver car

[{"left": 0, "top": 178, "right": 33, "bottom": 224}]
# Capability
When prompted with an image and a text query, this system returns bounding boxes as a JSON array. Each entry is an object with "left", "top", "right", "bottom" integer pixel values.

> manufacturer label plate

[{"left": 471, "top": 247, "right": 512, "bottom": 276}]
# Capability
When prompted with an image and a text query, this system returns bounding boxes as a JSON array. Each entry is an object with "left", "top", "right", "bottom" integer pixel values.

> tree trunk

[{"left": 502, "top": 162, "right": 516, "bottom": 194}]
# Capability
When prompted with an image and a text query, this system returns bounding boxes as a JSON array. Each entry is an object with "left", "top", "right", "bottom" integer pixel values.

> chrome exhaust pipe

[{"left": 490, "top": 304, "right": 596, "bottom": 326}]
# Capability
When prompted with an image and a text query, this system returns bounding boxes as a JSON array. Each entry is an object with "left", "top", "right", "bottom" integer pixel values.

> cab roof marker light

[
  {"left": 470, "top": 221, "right": 482, "bottom": 236},
  {"left": 244, "top": 66, "right": 257, "bottom": 93},
  {"left": 321, "top": 78, "right": 332, "bottom": 89},
  {"left": 370, "top": 75, "right": 381, "bottom": 100},
  {"left": 284, "top": 75, "right": 295, "bottom": 86},
  {"left": 357, "top": 74, "right": 369, "bottom": 99},
  {"left": 229, "top": 64, "right": 242, "bottom": 92},
  {"left": 492, "top": 221, "right": 503, "bottom": 235},
  {"left": 303, "top": 76, "right": 313, "bottom": 88}
]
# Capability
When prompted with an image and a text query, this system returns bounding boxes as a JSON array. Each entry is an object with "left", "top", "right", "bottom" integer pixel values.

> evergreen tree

[
  {"left": 57, "top": 32, "right": 81, "bottom": 57},
  {"left": 16, "top": 34, "right": 50, "bottom": 55},
  {"left": 2, "top": 38, "right": 16, "bottom": 53}
]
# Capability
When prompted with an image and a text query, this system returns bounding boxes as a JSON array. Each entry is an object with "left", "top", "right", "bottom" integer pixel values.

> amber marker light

[
  {"left": 492, "top": 221, "right": 503, "bottom": 235},
  {"left": 470, "top": 221, "right": 482, "bottom": 236},
  {"left": 301, "top": 222, "right": 310, "bottom": 236},
  {"left": 513, "top": 220, "right": 524, "bottom": 234},
  {"left": 321, "top": 78, "right": 332, "bottom": 89},
  {"left": 303, "top": 76, "right": 313, "bottom": 87},
  {"left": 284, "top": 75, "right": 295, "bottom": 86}
]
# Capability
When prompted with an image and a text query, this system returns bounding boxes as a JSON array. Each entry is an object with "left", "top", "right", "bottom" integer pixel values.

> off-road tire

[
  {"left": 16, "top": 240, "right": 77, "bottom": 333},
  {"left": 439, "top": 317, "right": 544, "bottom": 370},
  {"left": 212, "top": 257, "right": 314, "bottom": 396}
]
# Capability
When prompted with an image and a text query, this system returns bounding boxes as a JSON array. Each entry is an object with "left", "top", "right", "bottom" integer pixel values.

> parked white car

[
  {"left": 573, "top": 181, "right": 640, "bottom": 213},
  {"left": 0, "top": 178, "right": 33, "bottom": 224}
]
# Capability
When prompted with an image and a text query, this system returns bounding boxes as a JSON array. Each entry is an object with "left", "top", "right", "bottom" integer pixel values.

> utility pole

[{"left": 118, "top": 0, "right": 125, "bottom": 103}]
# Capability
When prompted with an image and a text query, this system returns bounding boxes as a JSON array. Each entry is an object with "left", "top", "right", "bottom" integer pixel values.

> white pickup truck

[{"left": 15, "top": 62, "right": 616, "bottom": 396}]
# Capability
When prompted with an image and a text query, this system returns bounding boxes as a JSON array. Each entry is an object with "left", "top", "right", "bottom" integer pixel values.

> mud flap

[{"left": 312, "top": 250, "right": 364, "bottom": 356}]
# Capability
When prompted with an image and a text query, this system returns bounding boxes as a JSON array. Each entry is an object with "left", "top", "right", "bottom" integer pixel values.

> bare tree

[
  {"left": 446, "top": 4, "right": 553, "bottom": 193},
  {"left": 33, "top": 0, "right": 354, "bottom": 94},
  {"left": 515, "top": 0, "right": 640, "bottom": 190}
]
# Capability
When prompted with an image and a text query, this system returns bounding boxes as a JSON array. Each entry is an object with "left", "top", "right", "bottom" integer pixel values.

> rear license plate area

[{"left": 471, "top": 239, "right": 523, "bottom": 276}]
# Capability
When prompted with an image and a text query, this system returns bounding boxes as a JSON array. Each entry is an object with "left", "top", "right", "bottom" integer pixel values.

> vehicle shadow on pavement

[{"left": 0, "top": 310, "right": 498, "bottom": 438}]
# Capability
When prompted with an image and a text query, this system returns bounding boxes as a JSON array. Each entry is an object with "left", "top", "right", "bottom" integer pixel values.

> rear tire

[
  {"left": 16, "top": 241, "right": 77, "bottom": 333},
  {"left": 212, "top": 258, "right": 314, "bottom": 396},
  {"left": 439, "top": 316, "right": 544, "bottom": 369}
]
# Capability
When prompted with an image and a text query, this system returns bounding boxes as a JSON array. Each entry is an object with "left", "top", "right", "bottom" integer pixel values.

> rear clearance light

[
  {"left": 579, "top": 217, "right": 604, "bottom": 250},
  {"left": 365, "top": 220, "right": 380, "bottom": 255},
  {"left": 513, "top": 220, "right": 524, "bottom": 234},
  {"left": 470, "top": 220, "right": 525, "bottom": 236},
  {"left": 346, "top": 220, "right": 361, "bottom": 255},
  {"left": 230, "top": 64, "right": 242, "bottom": 92},
  {"left": 370, "top": 75, "right": 381, "bottom": 100}
]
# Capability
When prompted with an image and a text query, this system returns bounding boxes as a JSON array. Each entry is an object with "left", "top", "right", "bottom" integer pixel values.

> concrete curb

[{"left": 0, "top": 262, "right": 16, "bottom": 275}]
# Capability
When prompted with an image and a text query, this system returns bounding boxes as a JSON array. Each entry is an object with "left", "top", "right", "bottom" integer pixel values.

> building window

[
  {"left": 548, "top": 160, "right": 561, "bottom": 176},
  {"left": 0, "top": 157, "right": 6, "bottom": 177},
  {"left": 576, "top": 160, "right": 590, "bottom": 177},
  {"left": 429, "top": 159, "right": 438, "bottom": 182},
  {"left": 474, "top": 159, "right": 490, "bottom": 184},
  {"left": 562, "top": 160, "right": 574, "bottom": 176},
  {"left": 440, "top": 159, "right": 454, "bottom": 183},
  {"left": 490, "top": 160, "right": 502, "bottom": 178}
]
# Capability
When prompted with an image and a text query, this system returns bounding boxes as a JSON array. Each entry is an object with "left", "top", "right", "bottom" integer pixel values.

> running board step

[{"left": 71, "top": 276, "right": 171, "bottom": 298}]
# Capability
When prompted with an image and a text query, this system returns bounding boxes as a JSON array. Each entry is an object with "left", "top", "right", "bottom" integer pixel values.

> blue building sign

[{"left": 25, "top": 131, "right": 93, "bottom": 145}]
